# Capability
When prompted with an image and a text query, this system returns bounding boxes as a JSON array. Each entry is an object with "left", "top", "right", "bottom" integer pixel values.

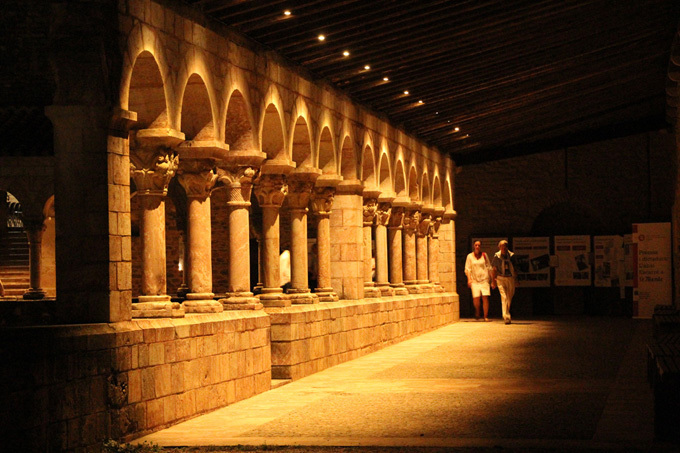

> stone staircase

[{"left": 0, "top": 228, "right": 30, "bottom": 297}]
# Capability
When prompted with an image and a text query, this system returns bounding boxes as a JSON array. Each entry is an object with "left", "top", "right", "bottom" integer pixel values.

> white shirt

[{"left": 465, "top": 252, "right": 491, "bottom": 284}]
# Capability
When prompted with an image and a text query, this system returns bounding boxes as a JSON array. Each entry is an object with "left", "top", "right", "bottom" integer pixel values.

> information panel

[
  {"left": 512, "top": 237, "right": 550, "bottom": 287},
  {"left": 593, "top": 235, "right": 624, "bottom": 287},
  {"left": 554, "top": 235, "right": 591, "bottom": 286},
  {"left": 633, "top": 223, "right": 672, "bottom": 318}
]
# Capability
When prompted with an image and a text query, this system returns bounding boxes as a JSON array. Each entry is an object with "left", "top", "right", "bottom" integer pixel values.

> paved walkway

[{"left": 137, "top": 317, "right": 663, "bottom": 451}]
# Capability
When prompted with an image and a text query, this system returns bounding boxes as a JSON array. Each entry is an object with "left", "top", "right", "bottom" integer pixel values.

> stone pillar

[
  {"left": 254, "top": 162, "right": 294, "bottom": 307},
  {"left": 311, "top": 178, "right": 341, "bottom": 302},
  {"left": 217, "top": 151, "right": 267, "bottom": 309},
  {"left": 403, "top": 206, "right": 421, "bottom": 293},
  {"left": 330, "top": 180, "right": 364, "bottom": 300},
  {"left": 375, "top": 199, "right": 394, "bottom": 297},
  {"left": 286, "top": 170, "right": 321, "bottom": 304},
  {"left": 388, "top": 199, "right": 409, "bottom": 295},
  {"left": 429, "top": 208, "right": 445, "bottom": 292},
  {"left": 417, "top": 209, "right": 433, "bottom": 292},
  {"left": 23, "top": 219, "right": 46, "bottom": 300},
  {"left": 177, "top": 157, "right": 223, "bottom": 313},
  {"left": 362, "top": 190, "right": 381, "bottom": 298},
  {"left": 130, "top": 131, "right": 184, "bottom": 318}
]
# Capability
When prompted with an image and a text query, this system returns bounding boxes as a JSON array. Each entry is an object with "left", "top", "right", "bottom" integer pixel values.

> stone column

[
  {"left": 23, "top": 219, "right": 46, "bottom": 300},
  {"left": 130, "top": 131, "right": 184, "bottom": 318},
  {"left": 177, "top": 156, "right": 223, "bottom": 313},
  {"left": 286, "top": 170, "right": 321, "bottom": 304},
  {"left": 362, "top": 190, "right": 381, "bottom": 298},
  {"left": 311, "top": 179, "right": 341, "bottom": 302},
  {"left": 254, "top": 161, "right": 294, "bottom": 307},
  {"left": 417, "top": 208, "right": 433, "bottom": 292},
  {"left": 217, "top": 151, "right": 266, "bottom": 309},
  {"left": 429, "top": 208, "right": 445, "bottom": 292},
  {"left": 374, "top": 199, "right": 394, "bottom": 297},
  {"left": 403, "top": 206, "right": 421, "bottom": 294},
  {"left": 388, "top": 198, "right": 409, "bottom": 296}
]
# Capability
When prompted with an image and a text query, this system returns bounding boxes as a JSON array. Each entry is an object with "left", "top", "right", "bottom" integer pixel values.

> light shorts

[{"left": 471, "top": 281, "right": 491, "bottom": 298}]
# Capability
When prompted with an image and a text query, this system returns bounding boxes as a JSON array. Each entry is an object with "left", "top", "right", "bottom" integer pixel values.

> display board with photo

[
  {"left": 554, "top": 235, "right": 591, "bottom": 286},
  {"left": 512, "top": 237, "right": 550, "bottom": 287}
]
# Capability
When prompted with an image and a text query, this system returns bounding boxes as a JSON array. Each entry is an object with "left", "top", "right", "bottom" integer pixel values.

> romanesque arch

[
  {"left": 339, "top": 135, "right": 357, "bottom": 180},
  {"left": 394, "top": 159, "right": 407, "bottom": 198},
  {"left": 180, "top": 73, "right": 215, "bottom": 140},
  {"left": 291, "top": 115, "right": 313, "bottom": 168},
  {"left": 361, "top": 142, "right": 377, "bottom": 188},
  {"left": 378, "top": 151, "right": 392, "bottom": 195},
  {"left": 318, "top": 127, "right": 336, "bottom": 174},
  {"left": 224, "top": 89, "right": 257, "bottom": 152}
]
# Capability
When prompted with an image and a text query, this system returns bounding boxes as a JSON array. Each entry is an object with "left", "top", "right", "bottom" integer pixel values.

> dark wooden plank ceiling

[{"left": 185, "top": 0, "right": 680, "bottom": 164}]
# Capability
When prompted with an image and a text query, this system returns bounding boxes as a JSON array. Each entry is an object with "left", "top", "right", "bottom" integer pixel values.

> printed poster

[
  {"left": 593, "top": 235, "right": 624, "bottom": 287},
  {"left": 512, "top": 237, "right": 550, "bottom": 287},
  {"left": 633, "top": 223, "right": 672, "bottom": 318},
  {"left": 554, "top": 235, "right": 591, "bottom": 286}
]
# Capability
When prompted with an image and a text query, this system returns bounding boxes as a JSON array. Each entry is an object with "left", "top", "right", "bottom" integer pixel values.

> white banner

[
  {"left": 633, "top": 223, "right": 672, "bottom": 318},
  {"left": 554, "top": 235, "right": 591, "bottom": 286},
  {"left": 512, "top": 237, "right": 550, "bottom": 287},
  {"left": 593, "top": 235, "right": 624, "bottom": 287}
]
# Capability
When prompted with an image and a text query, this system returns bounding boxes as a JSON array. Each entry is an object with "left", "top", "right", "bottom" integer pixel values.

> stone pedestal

[
  {"left": 254, "top": 161, "right": 294, "bottom": 307},
  {"left": 417, "top": 209, "right": 434, "bottom": 293},
  {"left": 375, "top": 198, "right": 394, "bottom": 297},
  {"left": 362, "top": 190, "right": 381, "bottom": 298},
  {"left": 287, "top": 169, "right": 321, "bottom": 304},
  {"left": 177, "top": 142, "right": 230, "bottom": 314},
  {"left": 312, "top": 176, "right": 342, "bottom": 302},
  {"left": 388, "top": 199, "right": 409, "bottom": 295},
  {"left": 130, "top": 129, "right": 184, "bottom": 318},
  {"left": 23, "top": 220, "right": 46, "bottom": 300},
  {"left": 217, "top": 151, "right": 267, "bottom": 310},
  {"left": 403, "top": 206, "right": 421, "bottom": 294}
]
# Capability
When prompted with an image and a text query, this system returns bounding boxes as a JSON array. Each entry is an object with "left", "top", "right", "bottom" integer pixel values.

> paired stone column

[
  {"left": 402, "top": 205, "right": 421, "bottom": 294},
  {"left": 130, "top": 129, "right": 184, "bottom": 318},
  {"left": 23, "top": 218, "right": 46, "bottom": 300},
  {"left": 311, "top": 175, "right": 342, "bottom": 302},
  {"left": 388, "top": 197, "right": 410, "bottom": 295},
  {"left": 177, "top": 142, "right": 229, "bottom": 313},
  {"left": 362, "top": 189, "right": 381, "bottom": 298},
  {"left": 254, "top": 161, "right": 295, "bottom": 307},
  {"left": 417, "top": 207, "right": 433, "bottom": 293},
  {"left": 428, "top": 207, "right": 445, "bottom": 292},
  {"left": 375, "top": 197, "right": 394, "bottom": 297},
  {"left": 286, "top": 169, "right": 322, "bottom": 304},
  {"left": 217, "top": 151, "right": 267, "bottom": 309}
]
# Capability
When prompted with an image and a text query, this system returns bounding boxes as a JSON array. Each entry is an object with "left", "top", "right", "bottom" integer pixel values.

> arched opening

[
  {"left": 291, "top": 116, "right": 312, "bottom": 167},
  {"left": 378, "top": 153, "right": 391, "bottom": 194},
  {"left": 433, "top": 176, "right": 442, "bottom": 207},
  {"left": 128, "top": 51, "right": 167, "bottom": 129},
  {"left": 394, "top": 161, "right": 407, "bottom": 197},
  {"left": 318, "top": 127, "right": 336, "bottom": 174},
  {"left": 421, "top": 173, "right": 431, "bottom": 205},
  {"left": 262, "top": 104, "right": 286, "bottom": 160},
  {"left": 340, "top": 136, "right": 357, "bottom": 180},
  {"left": 408, "top": 166, "right": 419, "bottom": 201},
  {"left": 0, "top": 191, "right": 29, "bottom": 298},
  {"left": 181, "top": 73, "right": 214, "bottom": 140},
  {"left": 361, "top": 145, "right": 376, "bottom": 188},
  {"left": 225, "top": 90, "right": 256, "bottom": 152}
]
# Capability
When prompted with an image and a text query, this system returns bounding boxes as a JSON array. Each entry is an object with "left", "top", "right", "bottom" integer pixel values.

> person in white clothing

[
  {"left": 491, "top": 239, "right": 518, "bottom": 324},
  {"left": 464, "top": 240, "right": 492, "bottom": 321}
]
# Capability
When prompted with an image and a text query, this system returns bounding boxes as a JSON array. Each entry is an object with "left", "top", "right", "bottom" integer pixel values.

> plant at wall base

[{"left": 103, "top": 439, "right": 162, "bottom": 452}]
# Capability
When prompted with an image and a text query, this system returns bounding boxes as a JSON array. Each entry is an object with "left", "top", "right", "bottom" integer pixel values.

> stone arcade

[{"left": 0, "top": 0, "right": 459, "bottom": 450}]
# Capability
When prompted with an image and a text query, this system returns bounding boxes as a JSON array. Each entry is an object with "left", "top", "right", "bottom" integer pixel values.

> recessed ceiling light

[
  {"left": 364, "top": 65, "right": 370, "bottom": 70},
  {"left": 383, "top": 77, "right": 389, "bottom": 81},
  {"left": 343, "top": 51, "right": 350, "bottom": 57},
  {"left": 404, "top": 90, "right": 409, "bottom": 95},
  {"left": 284, "top": 10, "right": 291, "bottom": 16},
  {"left": 435, "top": 112, "right": 439, "bottom": 115},
  {"left": 418, "top": 100, "right": 424, "bottom": 104},
  {"left": 318, "top": 35, "right": 325, "bottom": 41},
  {"left": 454, "top": 127, "right": 460, "bottom": 132}
]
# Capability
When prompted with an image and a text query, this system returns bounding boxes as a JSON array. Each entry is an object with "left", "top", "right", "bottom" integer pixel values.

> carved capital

[
  {"left": 362, "top": 198, "right": 378, "bottom": 226},
  {"left": 311, "top": 186, "right": 335, "bottom": 215},
  {"left": 218, "top": 166, "right": 258, "bottom": 204},
  {"left": 130, "top": 147, "right": 178, "bottom": 196},
  {"left": 388, "top": 206, "right": 405, "bottom": 228},
  {"left": 418, "top": 212, "right": 432, "bottom": 237},
  {"left": 254, "top": 174, "right": 288, "bottom": 207},
  {"left": 403, "top": 209, "right": 421, "bottom": 234},
  {"left": 177, "top": 159, "right": 217, "bottom": 199},
  {"left": 287, "top": 180, "right": 315, "bottom": 210},
  {"left": 375, "top": 202, "right": 392, "bottom": 227},
  {"left": 429, "top": 216, "right": 442, "bottom": 238}
]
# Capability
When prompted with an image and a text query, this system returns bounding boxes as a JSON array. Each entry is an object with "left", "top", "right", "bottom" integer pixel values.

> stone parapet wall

[
  {"left": 268, "top": 293, "right": 459, "bottom": 380},
  {"left": 0, "top": 311, "right": 270, "bottom": 451}
]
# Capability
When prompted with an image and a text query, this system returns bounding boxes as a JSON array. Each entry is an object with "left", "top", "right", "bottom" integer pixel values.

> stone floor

[{"left": 136, "top": 316, "right": 676, "bottom": 452}]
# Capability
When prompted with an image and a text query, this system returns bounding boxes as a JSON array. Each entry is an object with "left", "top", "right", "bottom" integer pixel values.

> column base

[
  {"left": 132, "top": 300, "right": 185, "bottom": 318},
  {"left": 182, "top": 293, "right": 224, "bottom": 313},
  {"left": 219, "top": 292, "right": 263, "bottom": 310},
  {"left": 363, "top": 284, "right": 380, "bottom": 298},
  {"left": 288, "top": 290, "right": 319, "bottom": 304},
  {"left": 390, "top": 284, "right": 410, "bottom": 296},
  {"left": 418, "top": 283, "right": 435, "bottom": 293},
  {"left": 405, "top": 283, "right": 423, "bottom": 294},
  {"left": 259, "top": 288, "right": 291, "bottom": 307},
  {"left": 315, "top": 287, "right": 338, "bottom": 302},
  {"left": 377, "top": 284, "right": 394, "bottom": 297},
  {"left": 23, "top": 289, "right": 46, "bottom": 300}
]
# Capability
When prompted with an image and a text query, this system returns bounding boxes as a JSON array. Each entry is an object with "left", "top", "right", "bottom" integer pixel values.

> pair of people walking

[{"left": 464, "top": 239, "right": 517, "bottom": 324}]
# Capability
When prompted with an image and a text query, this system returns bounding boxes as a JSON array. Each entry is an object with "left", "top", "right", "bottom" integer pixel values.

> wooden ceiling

[{"left": 184, "top": 0, "right": 680, "bottom": 164}]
